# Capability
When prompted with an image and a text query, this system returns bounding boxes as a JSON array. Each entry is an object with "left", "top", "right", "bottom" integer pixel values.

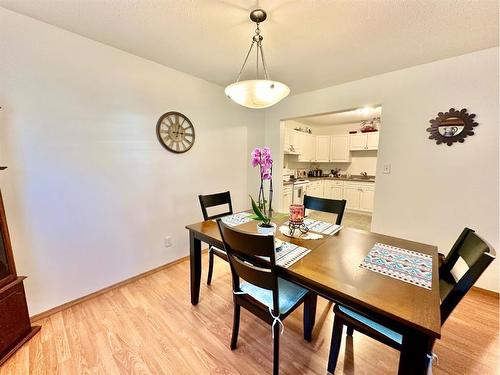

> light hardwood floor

[
  {"left": 309, "top": 210, "right": 372, "bottom": 232},
  {"left": 1, "top": 254, "right": 498, "bottom": 374}
]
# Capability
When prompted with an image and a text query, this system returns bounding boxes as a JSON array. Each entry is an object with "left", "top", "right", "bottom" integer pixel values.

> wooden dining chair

[
  {"left": 198, "top": 191, "right": 233, "bottom": 285},
  {"left": 326, "top": 227, "right": 496, "bottom": 374},
  {"left": 217, "top": 220, "right": 317, "bottom": 375},
  {"left": 303, "top": 195, "right": 347, "bottom": 225}
]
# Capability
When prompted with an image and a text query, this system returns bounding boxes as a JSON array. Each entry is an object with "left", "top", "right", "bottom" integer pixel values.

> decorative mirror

[{"left": 427, "top": 108, "right": 477, "bottom": 146}]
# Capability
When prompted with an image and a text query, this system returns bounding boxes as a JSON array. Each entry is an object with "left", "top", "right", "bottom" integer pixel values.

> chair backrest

[
  {"left": 198, "top": 191, "right": 233, "bottom": 221},
  {"left": 303, "top": 195, "right": 347, "bottom": 225},
  {"left": 217, "top": 220, "right": 279, "bottom": 313},
  {"left": 439, "top": 227, "right": 496, "bottom": 324}
]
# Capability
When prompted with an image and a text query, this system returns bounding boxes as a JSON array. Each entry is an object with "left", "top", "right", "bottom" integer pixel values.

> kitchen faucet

[{"left": 360, "top": 172, "right": 368, "bottom": 177}]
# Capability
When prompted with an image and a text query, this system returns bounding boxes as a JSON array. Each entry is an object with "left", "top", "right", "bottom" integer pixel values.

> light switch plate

[
  {"left": 164, "top": 236, "right": 172, "bottom": 247},
  {"left": 383, "top": 164, "right": 391, "bottom": 174}
]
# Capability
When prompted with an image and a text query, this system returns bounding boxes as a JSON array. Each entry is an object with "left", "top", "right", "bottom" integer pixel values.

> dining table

[{"left": 185, "top": 212, "right": 441, "bottom": 375}]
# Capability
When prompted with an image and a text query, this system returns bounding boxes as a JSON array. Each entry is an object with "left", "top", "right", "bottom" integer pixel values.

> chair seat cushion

[
  {"left": 337, "top": 305, "right": 402, "bottom": 345},
  {"left": 240, "top": 278, "right": 308, "bottom": 314}
]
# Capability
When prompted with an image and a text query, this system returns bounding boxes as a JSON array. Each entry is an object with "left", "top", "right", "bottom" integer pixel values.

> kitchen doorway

[{"left": 281, "top": 106, "right": 382, "bottom": 231}]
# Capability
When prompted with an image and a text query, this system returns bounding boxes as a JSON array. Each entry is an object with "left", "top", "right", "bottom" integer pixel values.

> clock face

[{"left": 156, "top": 112, "right": 195, "bottom": 153}]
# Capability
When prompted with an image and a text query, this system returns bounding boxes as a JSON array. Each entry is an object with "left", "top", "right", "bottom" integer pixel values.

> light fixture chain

[
  {"left": 236, "top": 40, "right": 256, "bottom": 82},
  {"left": 259, "top": 42, "right": 270, "bottom": 80},
  {"left": 256, "top": 37, "right": 259, "bottom": 78}
]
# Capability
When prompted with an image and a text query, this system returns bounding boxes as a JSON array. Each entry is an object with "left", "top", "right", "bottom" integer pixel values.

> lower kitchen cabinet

[
  {"left": 343, "top": 185, "right": 361, "bottom": 210},
  {"left": 306, "top": 180, "right": 324, "bottom": 198},
  {"left": 283, "top": 180, "right": 374, "bottom": 213},
  {"left": 323, "top": 180, "right": 375, "bottom": 213},
  {"left": 344, "top": 182, "right": 374, "bottom": 212},
  {"left": 359, "top": 185, "right": 375, "bottom": 211},
  {"left": 282, "top": 186, "right": 293, "bottom": 212},
  {"left": 324, "top": 180, "right": 344, "bottom": 200}
]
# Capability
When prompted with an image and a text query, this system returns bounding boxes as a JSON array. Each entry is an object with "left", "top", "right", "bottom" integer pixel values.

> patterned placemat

[
  {"left": 276, "top": 242, "right": 311, "bottom": 268},
  {"left": 303, "top": 218, "right": 343, "bottom": 235},
  {"left": 360, "top": 243, "right": 433, "bottom": 289},
  {"left": 219, "top": 212, "right": 254, "bottom": 227}
]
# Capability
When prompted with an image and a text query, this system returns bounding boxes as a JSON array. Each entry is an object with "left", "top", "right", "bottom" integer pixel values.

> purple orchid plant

[{"left": 250, "top": 147, "right": 274, "bottom": 226}]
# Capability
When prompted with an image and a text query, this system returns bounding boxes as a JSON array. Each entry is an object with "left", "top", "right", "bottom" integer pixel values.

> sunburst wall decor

[{"left": 427, "top": 108, "right": 478, "bottom": 146}]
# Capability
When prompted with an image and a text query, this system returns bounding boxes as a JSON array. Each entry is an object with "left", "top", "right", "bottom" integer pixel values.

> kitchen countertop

[{"left": 283, "top": 175, "right": 375, "bottom": 186}]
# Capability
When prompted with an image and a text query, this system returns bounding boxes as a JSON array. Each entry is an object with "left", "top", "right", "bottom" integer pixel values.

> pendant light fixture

[{"left": 225, "top": 9, "right": 290, "bottom": 109}]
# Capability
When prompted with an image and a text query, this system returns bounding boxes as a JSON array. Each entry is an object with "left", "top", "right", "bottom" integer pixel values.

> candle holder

[{"left": 288, "top": 204, "right": 309, "bottom": 237}]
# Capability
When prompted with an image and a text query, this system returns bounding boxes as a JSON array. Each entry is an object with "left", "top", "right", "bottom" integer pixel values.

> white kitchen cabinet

[
  {"left": 360, "top": 185, "right": 375, "bottom": 211},
  {"left": 349, "top": 132, "right": 379, "bottom": 151},
  {"left": 366, "top": 132, "right": 379, "bottom": 150},
  {"left": 284, "top": 129, "right": 301, "bottom": 152},
  {"left": 324, "top": 180, "right": 344, "bottom": 200},
  {"left": 307, "top": 181, "right": 324, "bottom": 198},
  {"left": 284, "top": 128, "right": 292, "bottom": 147},
  {"left": 330, "top": 135, "right": 350, "bottom": 162},
  {"left": 315, "top": 136, "right": 331, "bottom": 162},
  {"left": 282, "top": 186, "right": 293, "bottom": 212},
  {"left": 296, "top": 179, "right": 375, "bottom": 213},
  {"left": 344, "top": 182, "right": 375, "bottom": 212},
  {"left": 298, "top": 133, "right": 315, "bottom": 162},
  {"left": 343, "top": 185, "right": 361, "bottom": 209},
  {"left": 349, "top": 134, "right": 367, "bottom": 150}
]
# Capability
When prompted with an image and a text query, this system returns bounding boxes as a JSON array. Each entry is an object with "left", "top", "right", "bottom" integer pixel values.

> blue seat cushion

[
  {"left": 338, "top": 305, "right": 402, "bottom": 345},
  {"left": 240, "top": 278, "right": 308, "bottom": 314}
]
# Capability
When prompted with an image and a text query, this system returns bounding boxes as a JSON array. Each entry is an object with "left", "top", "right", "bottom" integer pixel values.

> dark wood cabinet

[{"left": 0, "top": 184, "right": 40, "bottom": 366}]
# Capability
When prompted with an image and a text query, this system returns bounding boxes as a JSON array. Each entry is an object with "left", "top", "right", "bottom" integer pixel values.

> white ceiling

[
  {"left": 297, "top": 106, "right": 382, "bottom": 126},
  {"left": 0, "top": 0, "right": 498, "bottom": 94}
]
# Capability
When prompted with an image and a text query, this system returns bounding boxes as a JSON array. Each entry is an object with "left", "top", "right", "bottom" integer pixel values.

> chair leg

[
  {"left": 303, "top": 292, "right": 317, "bottom": 342},
  {"left": 230, "top": 304, "right": 240, "bottom": 350},
  {"left": 273, "top": 322, "right": 280, "bottom": 375},
  {"left": 327, "top": 315, "right": 344, "bottom": 374},
  {"left": 207, "top": 249, "right": 214, "bottom": 285},
  {"left": 346, "top": 325, "right": 354, "bottom": 336}
]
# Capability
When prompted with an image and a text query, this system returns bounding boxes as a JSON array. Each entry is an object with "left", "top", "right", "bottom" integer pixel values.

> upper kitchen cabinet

[
  {"left": 284, "top": 128, "right": 301, "bottom": 153},
  {"left": 315, "top": 136, "right": 331, "bottom": 162},
  {"left": 330, "top": 135, "right": 350, "bottom": 162},
  {"left": 349, "top": 132, "right": 379, "bottom": 151},
  {"left": 298, "top": 133, "right": 315, "bottom": 162},
  {"left": 366, "top": 132, "right": 379, "bottom": 150}
]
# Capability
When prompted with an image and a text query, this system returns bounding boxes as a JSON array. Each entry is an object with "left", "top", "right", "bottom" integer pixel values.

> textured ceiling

[{"left": 0, "top": 0, "right": 498, "bottom": 94}]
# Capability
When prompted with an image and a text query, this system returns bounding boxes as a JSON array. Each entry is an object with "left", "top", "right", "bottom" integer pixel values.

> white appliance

[{"left": 292, "top": 179, "right": 310, "bottom": 204}]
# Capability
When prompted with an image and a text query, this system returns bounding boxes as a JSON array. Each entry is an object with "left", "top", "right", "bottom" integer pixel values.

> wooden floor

[
  {"left": 313, "top": 211, "right": 372, "bottom": 232},
  {"left": 1, "top": 254, "right": 498, "bottom": 375}
]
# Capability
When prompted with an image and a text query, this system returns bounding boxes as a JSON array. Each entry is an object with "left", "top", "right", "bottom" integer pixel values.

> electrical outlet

[
  {"left": 164, "top": 236, "right": 172, "bottom": 248},
  {"left": 383, "top": 164, "right": 391, "bottom": 174}
]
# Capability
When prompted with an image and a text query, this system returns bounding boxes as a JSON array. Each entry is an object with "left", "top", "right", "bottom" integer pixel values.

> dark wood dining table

[{"left": 185, "top": 213, "right": 441, "bottom": 375}]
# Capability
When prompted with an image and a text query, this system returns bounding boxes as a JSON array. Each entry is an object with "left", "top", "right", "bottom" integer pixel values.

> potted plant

[{"left": 250, "top": 147, "right": 275, "bottom": 234}]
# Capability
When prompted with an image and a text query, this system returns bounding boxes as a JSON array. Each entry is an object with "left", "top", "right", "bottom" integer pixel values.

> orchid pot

[
  {"left": 250, "top": 147, "right": 275, "bottom": 234},
  {"left": 256, "top": 222, "right": 277, "bottom": 235}
]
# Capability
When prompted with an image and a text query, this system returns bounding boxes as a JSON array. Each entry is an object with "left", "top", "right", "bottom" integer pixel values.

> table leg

[
  {"left": 398, "top": 330, "right": 435, "bottom": 375},
  {"left": 189, "top": 231, "right": 202, "bottom": 305}
]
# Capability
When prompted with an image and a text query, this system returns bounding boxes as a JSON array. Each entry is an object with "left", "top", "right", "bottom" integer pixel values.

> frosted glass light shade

[{"left": 224, "top": 80, "right": 290, "bottom": 109}]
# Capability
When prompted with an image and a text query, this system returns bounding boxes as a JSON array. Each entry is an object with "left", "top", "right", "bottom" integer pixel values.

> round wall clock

[{"left": 156, "top": 111, "right": 195, "bottom": 153}]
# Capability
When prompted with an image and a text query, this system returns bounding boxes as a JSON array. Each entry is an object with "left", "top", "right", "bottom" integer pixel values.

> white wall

[
  {"left": 0, "top": 8, "right": 265, "bottom": 315},
  {"left": 267, "top": 48, "right": 499, "bottom": 291}
]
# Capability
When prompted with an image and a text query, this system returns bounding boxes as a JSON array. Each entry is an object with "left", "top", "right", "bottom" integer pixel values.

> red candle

[{"left": 289, "top": 204, "right": 305, "bottom": 224}]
